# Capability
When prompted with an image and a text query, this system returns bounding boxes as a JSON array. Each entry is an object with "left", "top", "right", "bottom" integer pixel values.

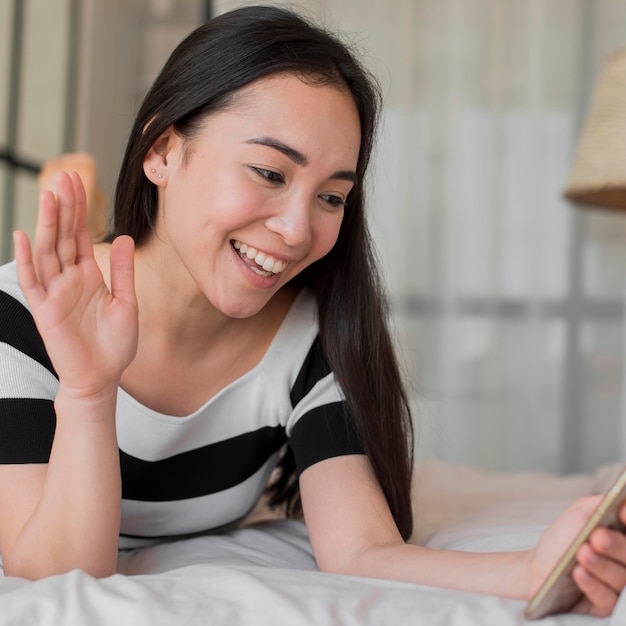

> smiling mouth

[{"left": 231, "top": 240, "right": 288, "bottom": 277}]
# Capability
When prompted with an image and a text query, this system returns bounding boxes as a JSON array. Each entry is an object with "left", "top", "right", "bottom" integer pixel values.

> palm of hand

[
  {"left": 31, "top": 254, "right": 138, "bottom": 397},
  {"left": 14, "top": 171, "right": 138, "bottom": 400}
]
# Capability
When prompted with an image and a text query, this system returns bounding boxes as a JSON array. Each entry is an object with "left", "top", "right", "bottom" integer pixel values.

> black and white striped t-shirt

[{"left": 0, "top": 261, "right": 363, "bottom": 549}]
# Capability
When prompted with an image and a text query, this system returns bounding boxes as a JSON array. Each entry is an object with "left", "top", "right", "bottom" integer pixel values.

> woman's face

[{"left": 143, "top": 72, "right": 361, "bottom": 318}]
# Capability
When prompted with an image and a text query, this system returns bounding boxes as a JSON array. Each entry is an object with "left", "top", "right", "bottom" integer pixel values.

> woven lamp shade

[{"left": 564, "top": 48, "right": 626, "bottom": 210}]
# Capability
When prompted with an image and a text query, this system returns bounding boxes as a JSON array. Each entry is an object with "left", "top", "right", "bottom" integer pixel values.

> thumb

[{"left": 109, "top": 235, "right": 137, "bottom": 309}]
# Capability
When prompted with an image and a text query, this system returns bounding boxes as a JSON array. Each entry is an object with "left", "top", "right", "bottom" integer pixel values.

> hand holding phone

[{"left": 524, "top": 465, "right": 626, "bottom": 620}]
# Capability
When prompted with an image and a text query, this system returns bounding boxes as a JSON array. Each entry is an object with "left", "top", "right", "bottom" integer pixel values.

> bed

[{"left": 1, "top": 461, "right": 625, "bottom": 625}]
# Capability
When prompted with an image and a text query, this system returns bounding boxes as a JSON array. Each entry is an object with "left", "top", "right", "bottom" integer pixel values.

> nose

[{"left": 264, "top": 197, "right": 312, "bottom": 247}]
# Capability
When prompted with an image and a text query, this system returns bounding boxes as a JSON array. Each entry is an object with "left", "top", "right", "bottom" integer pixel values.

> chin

[{"left": 217, "top": 296, "right": 270, "bottom": 319}]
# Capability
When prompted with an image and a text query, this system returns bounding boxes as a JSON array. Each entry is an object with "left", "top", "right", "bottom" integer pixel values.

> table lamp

[{"left": 564, "top": 48, "right": 626, "bottom": 211}]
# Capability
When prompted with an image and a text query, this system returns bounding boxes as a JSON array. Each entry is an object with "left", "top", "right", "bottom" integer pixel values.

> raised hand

[{"left": 13, "top": 170, "right": 138, "bottom": 401}]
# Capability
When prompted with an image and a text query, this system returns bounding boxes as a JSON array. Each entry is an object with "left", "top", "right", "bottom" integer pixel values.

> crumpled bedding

[{"left": 1, "top": 461, "right": 625, "bottom": 626}]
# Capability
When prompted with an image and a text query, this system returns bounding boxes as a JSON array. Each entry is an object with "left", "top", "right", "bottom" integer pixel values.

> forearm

[
  {"left": 335, "top": 542, "right": 533, "bottom": 600},
  {"left": 3, "top": 388, "right": 121, "bottom": 579}
]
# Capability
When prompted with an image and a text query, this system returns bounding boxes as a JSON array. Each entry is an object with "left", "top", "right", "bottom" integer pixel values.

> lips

[{"left": 232, "top": 240, "right": 288, "bottom": 276}]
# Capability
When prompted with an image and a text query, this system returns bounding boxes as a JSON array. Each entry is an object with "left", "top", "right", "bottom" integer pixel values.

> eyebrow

[{"left": 245, "top": 136, "right": 358, "bottom": 185}]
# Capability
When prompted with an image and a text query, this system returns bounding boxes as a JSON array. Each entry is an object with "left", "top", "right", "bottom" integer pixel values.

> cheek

[
  {"left": 314, "top": 213, "right": 344, "bottom": 259},
  {"left": 163, "top": 174, "right": 249, "bottom": 234}
]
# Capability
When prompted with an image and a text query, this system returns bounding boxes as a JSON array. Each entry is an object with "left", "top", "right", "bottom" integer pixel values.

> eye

[
  {"left": 319, "top": 194, "right": 346, "bottom": 209},
  {"left": 250, "top": 166, "right": 284, "bottom": 184}
]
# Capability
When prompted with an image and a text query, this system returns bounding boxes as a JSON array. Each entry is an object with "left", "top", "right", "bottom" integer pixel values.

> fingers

[
  {"left": 573, "top": 528, "right": 626, "bottom": 617},
  {"left": 31, "top": 170, "right": 94, "bottom": 285},
  {"left": 52, "top": 171, "right": 78, "bottom": 267},
  {"left": 577, "top": 542, "right": 624, "bottom": 594},
  {"left": 13, "top": 231, "right": 46, "bottom": 309},
  {"left": 587, "top": 527, "right": 626, "bottom": 591},
  {"left": 109, "top": 235, "right": 137, "bottom": 309},
  {"left": 68, "top": 170, "right": 95, "bottom": 262},
  {"left": 572, "top": 563, "right": 619, "bottom": 617},
  {"left": 32, "top": 188, "right": 63, "bottom": 285}
]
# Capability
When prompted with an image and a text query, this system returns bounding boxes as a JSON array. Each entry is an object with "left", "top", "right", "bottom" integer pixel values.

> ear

[{"left": 143, "top": 126, "right": 179, "bottom": 186}]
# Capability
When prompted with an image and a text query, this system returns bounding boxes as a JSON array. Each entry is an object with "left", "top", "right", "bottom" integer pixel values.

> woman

[{"left": 0, "top": 5, "right": 624, "bottom": 617}]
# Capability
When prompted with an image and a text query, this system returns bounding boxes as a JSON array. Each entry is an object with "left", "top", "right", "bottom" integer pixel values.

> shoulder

[
  {"left": 267, "top": 286, "right": 319, "bottom": 359},
  {"left": 264, "top": 287, "right": 323, "bottom": 392},
  {"left": 0, "top": 262, "right": 43, "bottom": 351},
  {"left": 274, "top": 289, "right": 346, "bottom": 427},
  {"left": 269, "top": 287, "right": 340, "bottom": 403},
  {"left": 0, "top": 261, "right": 55, "bottom": 377},
  {"left": 254, "top": 286, "right": 335, "bottom": 414},
  {"left": 0, "top": 262, "right": 57, "bottom": 464},
  {"left": 0, "top": 261, "right": 28, "bottom": 310}
]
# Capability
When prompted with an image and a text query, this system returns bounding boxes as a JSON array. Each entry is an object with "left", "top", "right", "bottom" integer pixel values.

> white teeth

[{"left": 232, "top": 240, "right": 287, "bottom": 274}]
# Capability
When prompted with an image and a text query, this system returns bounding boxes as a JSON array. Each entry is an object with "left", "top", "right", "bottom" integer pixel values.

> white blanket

[{"left": 2, "top": 462, "right": 625, "bottom": 626}]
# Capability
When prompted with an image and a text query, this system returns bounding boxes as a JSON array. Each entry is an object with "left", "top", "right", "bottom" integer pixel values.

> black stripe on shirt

[
  {"left": 289, "top": 335, "right": 331, "bottom": 407},
  {"left": 120, "top": 425, "right": 287, "bottom": 502},
  {"left": 289, "top": 401, "right": 364, "bottom": 474},
  {"left": 0, "top": 291, "right": 56, "bottom": 377},
  {"left": 0, "top": 397, "right": 56, "bottom": 463}
]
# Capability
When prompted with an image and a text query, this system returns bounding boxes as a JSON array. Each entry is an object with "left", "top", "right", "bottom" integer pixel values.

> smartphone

[{"left": 524, "top": 465, "right": 626, "bottom": 620}]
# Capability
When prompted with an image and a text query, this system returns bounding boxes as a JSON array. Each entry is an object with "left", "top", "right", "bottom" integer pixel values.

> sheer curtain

[
  {"left": 367, "top": 0, "right": 626, "bottom": 474},
  {"left": 215, "top": 0, "right": 626, "bottom": 474}
]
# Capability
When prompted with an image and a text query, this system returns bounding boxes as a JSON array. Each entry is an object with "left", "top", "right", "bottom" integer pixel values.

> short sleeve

[
  {"left": 0, "top": 288, "right": 58, "bottom": 464},
  {"left": 288, "top": 400, "right": 363, "bottom": 474},
  {"left": 287, "top": 336, "right": 364, "bottom": 474}
]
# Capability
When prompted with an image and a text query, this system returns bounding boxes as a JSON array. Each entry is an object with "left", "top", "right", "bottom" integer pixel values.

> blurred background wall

[{"left": 2, "top": 0, "right": 626, "bottom": 475}]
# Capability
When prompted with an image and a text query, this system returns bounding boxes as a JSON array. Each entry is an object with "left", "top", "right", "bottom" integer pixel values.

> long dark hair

[{"left": 107, "top": 5, "right": 414, "bottom": 540}]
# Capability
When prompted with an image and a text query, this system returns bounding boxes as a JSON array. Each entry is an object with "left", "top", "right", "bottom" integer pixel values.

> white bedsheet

[{"left": 2, "top": 462, "right": 625, "bottom": 626}]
